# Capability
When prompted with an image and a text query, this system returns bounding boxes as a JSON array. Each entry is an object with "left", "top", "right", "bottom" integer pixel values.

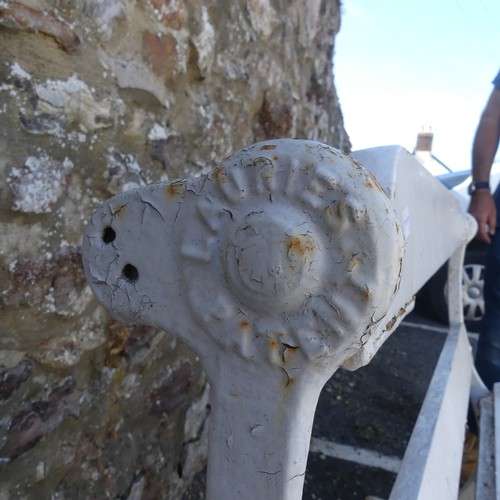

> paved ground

[
  {"left": 183, "top": 301, "right": 456, "bottom": 499},
  {"left": 303, "top": 308, "right": 448, "bottom": 499}
]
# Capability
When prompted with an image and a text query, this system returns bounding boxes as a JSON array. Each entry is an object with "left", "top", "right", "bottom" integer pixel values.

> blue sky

[{"left": 334, "top": 0, "right": 500, "bottom": 171}]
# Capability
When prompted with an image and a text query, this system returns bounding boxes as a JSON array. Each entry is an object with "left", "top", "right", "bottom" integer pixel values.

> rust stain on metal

[
  {"left": 284, "top": 373, "right": 295, "bottom": 388},
  {"left": 366, "top": 174, "right": 386, "bottom": 194},
  {"left": 385, "top": 307, "right": 406, "bottom": 330},
  {"left": 268, "top": 338, "right": 277, "bottom": 350},
  {"left": 0, "top": 1, "right": 81, "bottom": 52},
  {"left": 283, "top": 344, "right": 299, "bottom": 354},
  {"left": 324, "top": 205, "right": 334, "bottom": 217},
  {"left": 211, "top": 166, "right": 228, "bottom": 184},
  {"left": 285, "top": 235, "right": 316, "bottom": 258},
  {"left": 166, "top": 181, "right": 184, "bottom": 199},
  {"left": 260, "top": 144, "right": 276, "bottom": 151},
  {"left": 349, "top": 254, "right": 360, "bottom": 271},
  {"left": 240, "top": 319, "right": 251, "bottom": 331},
  {"left": 112, "top": 204, "right": 127, "bottom": 217}
]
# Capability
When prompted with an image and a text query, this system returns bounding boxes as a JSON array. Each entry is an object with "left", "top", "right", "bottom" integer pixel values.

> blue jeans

[{"left": 476, "top": 188, "right": 500, "bottom": 389}]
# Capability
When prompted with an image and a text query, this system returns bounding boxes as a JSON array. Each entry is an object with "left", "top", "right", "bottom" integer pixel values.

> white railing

[{"left": 82, "top": 139, "right": 480, "bottom": 499}]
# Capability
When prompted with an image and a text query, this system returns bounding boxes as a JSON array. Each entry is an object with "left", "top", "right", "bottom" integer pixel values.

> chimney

[{"left": 415, "top": 129, "right": 433, "bottom": 152}]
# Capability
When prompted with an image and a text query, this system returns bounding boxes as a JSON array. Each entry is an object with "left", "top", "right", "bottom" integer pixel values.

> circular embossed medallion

[
  {"left": 224, "top": 210, "right": 322, "bottom": 314},
  {"left": 179, "top": 140, "right": 403, "bottom": 366}
]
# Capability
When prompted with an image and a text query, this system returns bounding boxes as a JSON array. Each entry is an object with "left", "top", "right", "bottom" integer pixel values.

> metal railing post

[{"left": 82, "top": 139, "right": 475, "bottom": 499}]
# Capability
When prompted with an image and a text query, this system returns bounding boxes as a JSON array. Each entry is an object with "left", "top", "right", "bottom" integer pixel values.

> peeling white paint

[
  {"left": 82, "top": 139, "right": 476, "bottom": 500},
  {"left": 82, "top": 140, "right": 406, "bottom": 499}
]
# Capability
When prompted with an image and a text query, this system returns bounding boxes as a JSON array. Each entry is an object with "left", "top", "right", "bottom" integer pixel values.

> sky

[{"left": 333, "top": 0, "right": 500, "bottom": 171}]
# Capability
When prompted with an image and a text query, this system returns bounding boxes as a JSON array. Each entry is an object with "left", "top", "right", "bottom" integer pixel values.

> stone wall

[{"left": 0, "top": 0, "right": 349, "bottom": 497}]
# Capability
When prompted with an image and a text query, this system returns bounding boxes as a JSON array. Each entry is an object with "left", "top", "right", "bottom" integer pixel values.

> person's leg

[{"left": 476, "top": 199, "right": 500, "bottom": 389}]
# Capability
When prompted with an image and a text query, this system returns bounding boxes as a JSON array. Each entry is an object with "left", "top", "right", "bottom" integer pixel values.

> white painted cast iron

[{"left": 82, "top": 139, "right": 472, "bottom": 499}]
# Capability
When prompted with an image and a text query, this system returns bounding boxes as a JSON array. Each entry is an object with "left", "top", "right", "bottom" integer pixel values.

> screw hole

[
  {"left": 122, "top": 264, "right": 139, "bottom": 283},
  {"left": 102, "top": 226, "right": 116, "bottom": 244}
]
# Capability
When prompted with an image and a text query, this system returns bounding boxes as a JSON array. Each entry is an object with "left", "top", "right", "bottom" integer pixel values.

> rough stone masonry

[{"left": 0, "top": 0, "right": 349, "bottom": 497}]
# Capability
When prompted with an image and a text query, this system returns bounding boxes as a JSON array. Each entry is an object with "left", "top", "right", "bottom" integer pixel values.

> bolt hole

[
  {"left": 102, "top": 226, "right": 116, "bottom": 244},
  {"left": 122, "top": 264, "right": 139, "bottom": 283}
]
